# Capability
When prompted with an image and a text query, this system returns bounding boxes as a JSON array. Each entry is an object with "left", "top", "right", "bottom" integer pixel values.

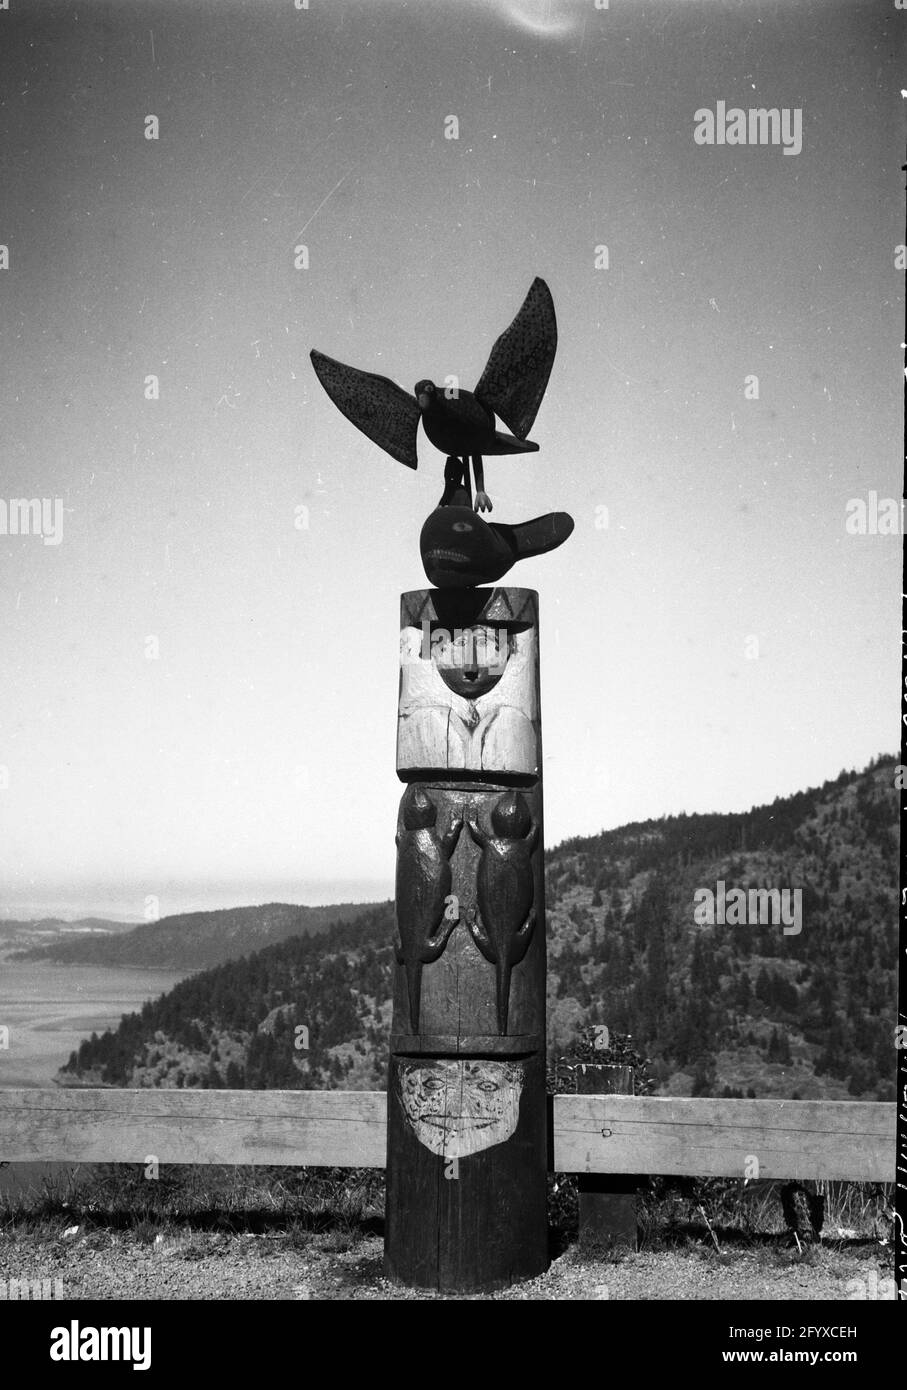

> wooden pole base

[{"left": 385, "top": 1050, "right": 548, "bottom": 1291}]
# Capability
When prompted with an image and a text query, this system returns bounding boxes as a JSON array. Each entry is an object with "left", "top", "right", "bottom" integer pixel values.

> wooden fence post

[
  {"left": 575, "top": 1062, "right": 638, "bottom": 1252},
  {"left": 384, "top": 587, "right": 549, "bottom": 1292}
]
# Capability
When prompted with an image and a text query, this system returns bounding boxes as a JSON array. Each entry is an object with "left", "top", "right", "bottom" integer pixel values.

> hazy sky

[{"left": 0, "top": 0, "right": 902, "bottom": 918}]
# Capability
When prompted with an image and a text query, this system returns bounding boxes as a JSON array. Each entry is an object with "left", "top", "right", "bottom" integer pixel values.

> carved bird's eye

[{"left": 452, "top": 521, "right": 473, "bottom": 533}]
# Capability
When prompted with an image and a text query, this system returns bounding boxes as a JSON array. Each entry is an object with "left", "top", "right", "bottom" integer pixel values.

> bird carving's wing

[
  {"left": 474, "top": 277, "right": 557, "bottom": 442},
  {"left": 309, "top": 349, "right": 421, "bottom": 469}
]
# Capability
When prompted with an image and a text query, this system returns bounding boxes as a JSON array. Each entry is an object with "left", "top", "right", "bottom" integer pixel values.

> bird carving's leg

[
  {"left": 401, "top": 904, "right": 460, "bottom": 1033},
  {"left": 440, "top": 457, "right": 472, "bottom": 507},
  {"left": 460, "top": 456, "right": 473, "bottom": 508},
  {"left": 442, "top": 814, "right": 463, "bottom": 859},
  {"left": 516, "top": 907, "right": 536, "bottom": 944},
  {"left": 509, "top": 908, "right": 536, "bottom": 968},
  {"left": 423, "top": 909, "right": 459, "bottom": 959},
  {"left": 471, "top": 455, "right": 492, "bottom": 512},
  {"left": 466, "top": 816, "right": 490, "bottom": 850},
  {"left": 465, "top": 908, "right": 495, "bottom": 964}
]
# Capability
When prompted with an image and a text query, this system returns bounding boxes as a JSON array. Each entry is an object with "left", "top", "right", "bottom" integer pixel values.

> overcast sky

[{"left": 0, "top": 0, "right": 902, "bottom": 918}]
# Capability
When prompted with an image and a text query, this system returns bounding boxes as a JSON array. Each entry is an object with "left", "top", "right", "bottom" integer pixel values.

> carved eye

[
  {"left": 478, "top": 1080, "right": 499, "bottom": 1093},
  {"left": 452, "top": 521, "right": 473, "bottom": 533}
]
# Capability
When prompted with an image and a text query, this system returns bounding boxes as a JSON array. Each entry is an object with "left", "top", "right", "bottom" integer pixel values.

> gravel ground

[{"left": 0, "top": 1230, "right": 894, "bottom": 1301}]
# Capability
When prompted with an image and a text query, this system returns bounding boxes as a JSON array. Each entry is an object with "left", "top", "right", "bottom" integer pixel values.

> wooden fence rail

[{"left": 0, "top": 1090, "right": 894, "bottom": 1182}]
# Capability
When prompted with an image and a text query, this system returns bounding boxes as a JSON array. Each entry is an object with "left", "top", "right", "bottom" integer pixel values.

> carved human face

[
  {"left": 430, "top": 624, "right": 512, "bottom": 698},
  {"left": 395, "top": 1058, "right": 524, "bottom": 1159}
]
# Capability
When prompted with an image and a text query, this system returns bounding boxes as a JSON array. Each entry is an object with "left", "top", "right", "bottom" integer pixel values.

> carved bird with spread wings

[{"left": 309, "top": 277, "right": 558, "bottom": 514}]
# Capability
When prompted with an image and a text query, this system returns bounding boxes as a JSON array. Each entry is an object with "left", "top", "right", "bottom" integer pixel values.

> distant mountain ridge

[
  {"left": 0, "top": 917, "right": 138, "bottom": 945},
  {"left": 60, "top": 756, "right": 898, "bottom": 1100},
  {"left": 17, "top": 900, "right": 385, "bottom": 972}
]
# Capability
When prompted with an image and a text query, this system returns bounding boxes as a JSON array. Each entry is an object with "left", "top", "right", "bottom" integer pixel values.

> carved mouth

[
  {"left": 436, "top": 665, "right": 502, "bottom": 698},
  {"left": 424, "top": 547, "right": 471, "bottom": 566},
  {"left": 419, "top": 1117, "right": 498, "bottom": 1130}
]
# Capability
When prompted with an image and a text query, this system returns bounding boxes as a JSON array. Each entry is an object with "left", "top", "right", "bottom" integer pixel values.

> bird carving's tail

[
  {"left": 490, "top": 432, "right": 539, "bottom": 454},
  {"left": 405, "top": 964, "right": 423, "bottom": 1037},
  {"left": 495, "top": 960, "right": 513, "bottom": 1037}
]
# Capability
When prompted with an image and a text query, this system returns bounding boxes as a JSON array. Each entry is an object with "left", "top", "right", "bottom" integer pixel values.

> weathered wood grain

[
  {"left": 0, "top": 1091, "right": 893, "bottom": 1181},
  {"left": 0, "top": 1088, "right": 387, "bottom": 1167},
  {"left": 553, "top": 1095, "right": 895, "bottom": 1182}
]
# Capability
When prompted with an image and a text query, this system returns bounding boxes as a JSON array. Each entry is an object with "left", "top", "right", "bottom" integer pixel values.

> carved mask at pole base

[{"left": 395, "top": 1058, "right": 524, "bottom": 1159}]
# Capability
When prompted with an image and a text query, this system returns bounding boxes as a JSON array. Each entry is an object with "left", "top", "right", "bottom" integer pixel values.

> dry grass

[{"left": 0, "top": 1165, "right": 893, "bottom": 1270}]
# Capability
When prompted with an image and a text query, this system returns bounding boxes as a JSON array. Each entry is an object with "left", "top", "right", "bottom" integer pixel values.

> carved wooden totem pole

[
  {"left": 311, "top": 278, "right": 572, "bottom": 1291},
  {"left": 386, "top": 587, "right": 548, "bottom": 1289}
]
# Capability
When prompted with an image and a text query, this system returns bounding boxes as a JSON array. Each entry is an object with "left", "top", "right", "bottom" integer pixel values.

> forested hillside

[
  {"left": 545, "top": 755, "right": 897, "bottom": 1099},
  {"left": 61, "top": 756, "right": 899, "bottom": 1099},
  {"left": 62, "top": 907, "right": 395, "bottom": 1091}
]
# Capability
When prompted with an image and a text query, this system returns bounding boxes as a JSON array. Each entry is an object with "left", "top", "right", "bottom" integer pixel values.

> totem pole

[{"left": 311, "top": 278, "right": 573, "bottom": 1291}]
